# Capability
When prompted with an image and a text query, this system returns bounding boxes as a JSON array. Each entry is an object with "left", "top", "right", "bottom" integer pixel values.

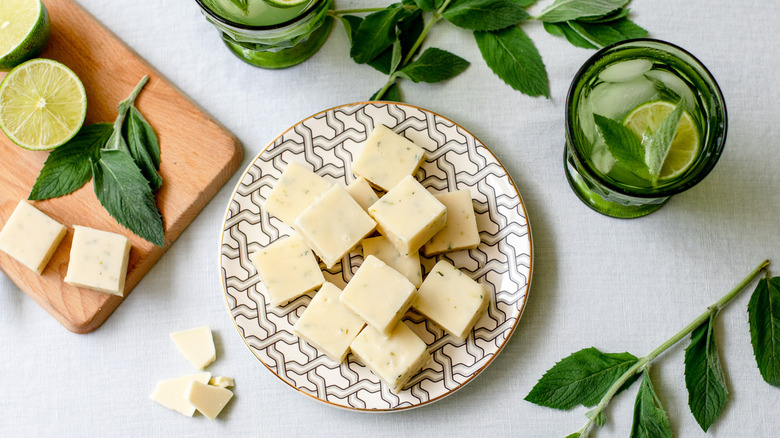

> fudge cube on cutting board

[
  {"left": 263, "top": 162, "right": 333, "bottom": 226},
  {"left": 251, "top": 234, "right": 325, "bottom": 307},
  {"left": 340, "top": 255, "right": 417, "bottom": 337},
  {"left": 293, "top": 185, "right": 376, "bottom": 269},
  {"left": 0, "top": 200, "right": 66, "bottom": 274},
  {"left": 414, "top": 260, "right": 489, "bottom": 340},
  {"left": 350, "top": 322, "right": 430, "bottom": 392},
  {"left": 352, "top": 124, "right": 425, "bottom": 192},
  {"left": 423, "top": 189, "right": 480, "bottom": 256},
  {"left": 368, "top": 175, "right": 447, "bottom": 256},
  {"left": 293, "top": 282, "right": 366, "bottom": 362},
  {"left": 64, "top": 226, "right": 131, "bottom": 296}
]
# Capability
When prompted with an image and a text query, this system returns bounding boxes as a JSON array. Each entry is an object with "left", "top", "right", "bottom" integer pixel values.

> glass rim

[
  {"left": 194, "top": 0, "right": 325, "bottom": 31},
  {"left": 565, "top": 38, "right": 728, "bottom": 199}
]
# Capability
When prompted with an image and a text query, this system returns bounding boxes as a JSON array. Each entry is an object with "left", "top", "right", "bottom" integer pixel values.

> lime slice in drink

[
  {"left": 0, "top": 58, "right": 87, "bottom": 150},
  {"left": 263, "top": 0, "right": 310, "bottom": 8},
  {"left": 0, "top": 0, "right": 51, "bottom": 71},
  {"left": 624, "top": 100, "right": 700, "bottom": 181}
]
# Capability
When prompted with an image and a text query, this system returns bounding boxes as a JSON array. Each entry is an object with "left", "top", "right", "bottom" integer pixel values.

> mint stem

[
  {"left": 373, "top": 0, "right": 452, "bottom": 101},
  {"left": 110, "top": 76, "right": 149, "bottom": 136},
  {"left": 575, "top": 259, "right": 770, "bottom": 437},
  {"left": 330, "top": 8, "right": 387, "bottom": 15}
]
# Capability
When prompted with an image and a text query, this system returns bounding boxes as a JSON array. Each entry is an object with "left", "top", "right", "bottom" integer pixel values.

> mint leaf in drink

[
  {"left": 543, "top": 22, "right": 597, "bottom": 49},
  {"left": 593, "top": 113, "right": 647, "bottom": 174},
  {"left": 629, "top": 372, "right": 673, "bottom": 438},
  {"left": 568, "top": 17, "right": 647, "bottom": 48},
  {"left": 525, "top": 347, "right": 639, "bottom": 409},
  {"left": 124, "top": 104, "right": 162, "bottom": 191},
  {"left": 684, "top": 314, "right": 728, "bottom": 432},
  {"left": 748, "top": 276, "right": 780, "bottom": 386},
  {"left": 397, "top": 48, "right": 470, "bottom": 83},
  {"left": 475, "top": 26, "right": 549, "bottom": 97},
  {"left": 229, "top": 0, "right": 249, "bottom": 15},
  {"left": 92, "top": 150, "right": 164, "bottom": 246},
  {"left": 536, "top": 0, "right": 629, "bottom": 23},
  {"left": 350, "top": 4, "right": 409, "bottom": 64},
  {"left": 644, "top": 96, "right": 686, "bottom": 182},
  {"left": 29, "top": 123, "right": 113, "bottom": 201},
  {"left": 442, "top": 0, "right": 530, "bottom": 31},
  {"left": 369, "top": 9, "right": 424, "bottom": 75}
]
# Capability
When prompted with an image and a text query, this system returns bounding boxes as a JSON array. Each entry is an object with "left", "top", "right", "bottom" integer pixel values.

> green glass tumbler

[
  {"left": 564, "top": 39, "right": 727, "bottom": 218},
  {"left": 195, "top": 0, "right": 333, "bottom": 69}
]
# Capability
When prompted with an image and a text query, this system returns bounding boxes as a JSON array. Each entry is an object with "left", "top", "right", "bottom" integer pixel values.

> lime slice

[
  {"left": 0, "top": 0, "right": 51, "bottom": 71},
  {"left": 0, "top": 58, "right": 87, "bottom": 150},
  {"left": 624, "top": 100, "right": 700, "bottom": 180},
  {"left": 263, "top": 0, "right": 310, "bottom": 8}
]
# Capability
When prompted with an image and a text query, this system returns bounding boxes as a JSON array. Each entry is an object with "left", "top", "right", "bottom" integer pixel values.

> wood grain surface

[{"left": 0, "top": 0, "right": 242, "bottom": 333}]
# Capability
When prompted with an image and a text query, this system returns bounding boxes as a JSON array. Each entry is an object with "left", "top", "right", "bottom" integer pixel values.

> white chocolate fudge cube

[
  {"left": 414, "top": 260, "right": 489, "bottom": 340},
  {"left": 361, "top": 236, "right": 422, "bottom": 288},
  {"left": 368, "top": 175, "right": 447, "bottom": 255},
  {"left": 251, "top": 234, "right": 325, "bottom": 307},
  {"left": 340, "top": 255, "right": 416, "bottom": 336},
  {"left": 352, "top": 124, "right": 426, "bottom": 191},
  {"left": 64, "top": 226, "right": 131, "bottom": 296},
  {"left": 350, "top": 322, "right": 430, "bottom": 392},
  {"left": 293, "top": 185, "right": 376, "bottom": 269},
  {"left": 170, "top": 326, "right": 216, "bottom": 370},
  {"left": 345, "top": 176, "right": 380, "bottom": 212},
  {"left": 264, "top": 162, "right": 333, "bottom": 225},
  {"left": 0, "top": 201, "right": 66, "bottom": 274},
  {"left": 293, "top": 282, "right": 366, "bottom": 362},
  {"left": 149, "top": 372, "right": 211, "bottom": 417},
  {"left": 423, "top": 190, "right": 480, "bottom": 256},
  {"left": 184, "top": 380, "right": 234, "bottom": 420}
]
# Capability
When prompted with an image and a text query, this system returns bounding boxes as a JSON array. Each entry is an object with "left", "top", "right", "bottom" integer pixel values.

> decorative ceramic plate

[{"left": 219, "top": 102, "right": 533, "bottom": 411}]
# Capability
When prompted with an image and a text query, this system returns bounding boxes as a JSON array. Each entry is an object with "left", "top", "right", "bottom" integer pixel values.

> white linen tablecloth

[{"left": 2, "top": 0, "right": 779, "bottom": 436}]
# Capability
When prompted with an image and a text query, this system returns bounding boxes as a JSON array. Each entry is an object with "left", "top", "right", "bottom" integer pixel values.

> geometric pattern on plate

[{"left": 219, "top": 102, "right": 533, "bottom": 411}]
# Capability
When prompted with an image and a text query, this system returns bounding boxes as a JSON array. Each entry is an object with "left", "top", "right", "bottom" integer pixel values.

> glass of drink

[
  {"left": 564, "top": 39, "right": 727, "bottom": 218},
  {"left": 195, "top": 0, "right": 333, "bottom": 69}
]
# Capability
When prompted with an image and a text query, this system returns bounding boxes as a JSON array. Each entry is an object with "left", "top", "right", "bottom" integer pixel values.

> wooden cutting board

[{"left": 0, "top": 0, "right": 242, "bottom": 333}]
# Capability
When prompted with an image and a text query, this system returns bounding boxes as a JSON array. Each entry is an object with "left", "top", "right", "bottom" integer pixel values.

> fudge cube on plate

[
  {"left": 423, "top": 189, "right": 480, "bottom": 256},
  {"left": 345, "top": 176, "right": 380, "bottom": 212},
  {"left": 251, "top": 234, "right": 325, "bottom": 307},
  {"left": 368, "top": 175, "right": 446, "bottom": 255},
  {"left": 263, "top": 162, "right": 333, "bottom": 226},
  {"left": 352, "top": 124, "right": 425, "bottom": 191},
  {"left": 350, "top": 322, "right": 430, "bottom": 393},
  {"left": 0, "top": 200, "right": 66, "bottom": 274},
  {"left": 64, "top": 226, "right": 131, "bottom": 296},
  {"left": 340, "top": 255, "right": 416, "bottom": 336},
  {"left": 361, "top": 235, "right": 422, "bottom": 288},
  {"left": 293, "top": 282, "right": 366, "bottom": 362},
  {"left": 293, "top": 185, "right": 376, "bottom": 269},
  {"left": 414, "top": 260, "right": 489, "bottom": 340}
]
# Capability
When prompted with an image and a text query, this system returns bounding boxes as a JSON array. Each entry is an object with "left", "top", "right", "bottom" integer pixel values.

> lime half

[
  {"left": 0, "top": 0, "right": 50, "bottom": 71},
  {"left": 0, "top": 59, "right": 87, "bottom": 150},
  {"left": 263, "top": 0, "right": 310, "bottom": 8},
  {"left": 624, "top": 100, "right": 700, "bottom": 180}
]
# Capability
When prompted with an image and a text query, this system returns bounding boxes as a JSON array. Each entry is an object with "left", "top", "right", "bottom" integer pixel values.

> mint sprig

[
  {"left": 27, "top": 76, "right": 164, "bottom": 247},
  {"left": 593, "top": 113, "right": 647, "bottom": 175},
  {"left": 526, "top": 260, "right": 775, "bottom": 437},
  {"left": 331, "top": 0, "right": 647, "bottom": 101},
  {"left": 645, "top": 96, "right": 686, "bottom": 183}
]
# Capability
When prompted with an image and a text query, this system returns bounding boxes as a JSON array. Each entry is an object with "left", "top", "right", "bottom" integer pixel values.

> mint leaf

[
  {"left": 684, "top": 314, "right": 728, "bottom": 431},
  {"left": 644, "top": 96, "right": 686, "bottom": 182},
  {"left": 586, "top": 408, "right": 607, "bottom": 427},
  {"left": 29, "top": 123, "right": 113, "bottom": 201},
  {"left": 543, "top": 22, "right": 597, "bottom": 49},
  {"left": 593, "top": 113, "right": 647, "bottom": 175},
  {"left": 442, "top": 0, "right": 530, "bottom": 31},
  {"left": 368, "top": 9, "right": 424, "bottom": 75},
  {"left": 229, "top": 0, "right": 249, "bottom": 14},
  {"left": 350, "top": 4, "right": 410, "bottom": 64},
  {"left": 525, "top": 347, "right": 638, "bottom": 409},
  {"left": 513, "top": 0, "right": 537, "bottom": 6},
  {"left": 397, "top": 48, "right": 470, "bottom": 83},
  {"left": 92, "top": 150, "right": 164, "bottom": 246},
  {"left": 568, "top": 17, "right": 647, "bottom": 48},
  {"left": 537, "top": 0, "right": 629, "bottom": 23},
  {"left": 338, "top": 15, "right": 363, "bottom": 44},
  {"left": 578, "top": 7, "right": 629, "bottom": 23},
  {"left": 411, "top": 0, "right": 438, "bottom": 11},
  {"left": 748, "top": 276, "right": 780, "bottom": 386},
  {"left": 629, "top": 372, "right": 673, "bottom": 438},
  {"left": 475, "top": 26, "right": 549, "bottom": 97},
  {"left": 124, "top": 105, "right": 162, "bottom": 191}
]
